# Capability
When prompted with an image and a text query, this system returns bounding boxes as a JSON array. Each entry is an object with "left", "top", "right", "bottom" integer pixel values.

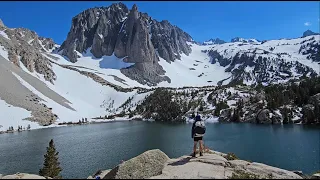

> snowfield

[
  {"left": 0, "top": 98, "right": 34, "bottom": 131},
  {"left": 157, "top": 43, "right": 231, "bottom": 87}
]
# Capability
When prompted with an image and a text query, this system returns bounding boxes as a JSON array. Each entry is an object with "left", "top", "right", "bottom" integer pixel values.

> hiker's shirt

[{"left": 192, "top": 118, "right": 203, "bottom": 138}]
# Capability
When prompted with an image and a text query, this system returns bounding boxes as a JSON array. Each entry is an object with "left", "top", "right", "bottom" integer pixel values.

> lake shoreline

[{"left": 1, "top": 116, "right": 319, "bottom": 136}]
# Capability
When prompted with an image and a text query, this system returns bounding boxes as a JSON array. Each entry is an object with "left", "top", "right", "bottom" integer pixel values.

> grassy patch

[
  {"left": 224, "top": 153, "right": 239, "bottom": 161},
  {"left": 229, "top": 170, "right": 260, "bottom": 179},
  {"left": 229, "top": 170, "right": 274, "bottom": 179}
]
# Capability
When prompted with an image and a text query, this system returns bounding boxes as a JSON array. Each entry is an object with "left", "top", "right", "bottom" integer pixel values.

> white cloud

[{"left": 304, "top": 22, "right": 312, "bottom": 26}]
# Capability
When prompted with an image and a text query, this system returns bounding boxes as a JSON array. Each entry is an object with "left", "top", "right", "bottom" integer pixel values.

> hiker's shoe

[
  {"left": 192, "top": 152, "right": 196, "bottom": 157},
  {"left": 200, "top": 152, "right": 203, "bottom": 156}
]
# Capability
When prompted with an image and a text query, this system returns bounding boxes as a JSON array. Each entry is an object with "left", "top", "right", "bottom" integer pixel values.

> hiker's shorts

[{"left": 194, "top": 136, "right": 203, "bottom": 142}]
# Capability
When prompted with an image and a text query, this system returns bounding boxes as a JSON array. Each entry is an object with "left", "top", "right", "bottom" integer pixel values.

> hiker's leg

[
  {"left": 193, "top": 141, "right": 197, "bottom": 153},
  {"left": 199, "top": 140, "right": 203, "bottom": 154}
]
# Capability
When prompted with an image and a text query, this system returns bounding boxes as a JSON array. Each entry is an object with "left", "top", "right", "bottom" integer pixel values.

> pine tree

[
  {"left": 199, "top": 104, "right": 204, "bottom": 112},
  {"left": 39, "top": 139, "right": 62, "bottom": 178},
  {"left": 314, "top": 103, "right": 320, "bottom": 123}
]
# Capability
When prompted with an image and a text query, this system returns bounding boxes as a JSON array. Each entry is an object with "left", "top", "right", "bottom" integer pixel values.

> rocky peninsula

[{"left": 2, "top": 149, "right": 319, "bottom": 179}]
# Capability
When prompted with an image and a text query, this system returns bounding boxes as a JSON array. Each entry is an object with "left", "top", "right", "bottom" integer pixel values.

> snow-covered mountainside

[{"left": 0, "top": 3, "right": 319, "bottom": 131}]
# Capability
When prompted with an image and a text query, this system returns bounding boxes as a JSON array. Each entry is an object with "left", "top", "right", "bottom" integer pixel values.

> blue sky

[{"left": 0, "top": 1, "right": 319, "bottom": 44}]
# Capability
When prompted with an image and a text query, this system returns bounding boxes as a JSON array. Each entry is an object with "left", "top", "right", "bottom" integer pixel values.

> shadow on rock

[{"left": 168, "top": 157, "right": 192, "bottom": 166}]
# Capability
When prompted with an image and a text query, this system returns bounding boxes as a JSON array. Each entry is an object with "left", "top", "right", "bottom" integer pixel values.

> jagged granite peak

[
  {"left": 59, "top": 3, "right": 193, "bottom": 85},
  {"left": 203, "top": 38, "right": 226, "bottom": 45},
  {"left": 59, "top": 2, "right": 129, "bottom": 62},
  {"left": 302, "top": 30, "right": 320, "bottom": 37},
  {"left": 116, "top": 4, "right": 169, "bottom": 85},
  {"left": 60, "top": 2, "right": 192, "bottom": 63}
]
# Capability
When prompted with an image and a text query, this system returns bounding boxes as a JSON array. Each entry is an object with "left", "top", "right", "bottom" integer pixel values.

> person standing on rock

[{"left": 191, "top": 112, "right": 206, "bottom": 157}]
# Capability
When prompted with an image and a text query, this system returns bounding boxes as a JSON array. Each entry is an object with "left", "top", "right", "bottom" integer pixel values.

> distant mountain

[
  {"left": 203, "top": 38, "right": 226, "bottom": 45},
  {"left": 303, "top": 30, "right": 320, "bottom": 37},
  {"left": 231, "top": 37, "right": 259, "bottom": 43}
]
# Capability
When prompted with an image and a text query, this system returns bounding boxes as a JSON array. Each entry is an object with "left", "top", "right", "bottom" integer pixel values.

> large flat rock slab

[
  {"left": 150, "top": 161, "right": 225, "bottom": 179},
  {"left": 246, "top": 162, "right": 303, "bottom": 179},
  {"left": 1, "top": 173, "right": 46, "bottom": 179}
]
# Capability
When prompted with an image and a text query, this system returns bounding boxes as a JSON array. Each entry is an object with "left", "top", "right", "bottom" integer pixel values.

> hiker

[{"left": 191, "top": 112, "right": 206, "bottom": 157}]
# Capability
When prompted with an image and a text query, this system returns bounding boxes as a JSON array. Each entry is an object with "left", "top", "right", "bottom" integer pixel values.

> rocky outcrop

[
  {"left": 90, "top": 149, "right": 302, "bottom": 179},
  {"left": 154, "top": 151, "right": 302, "bottom": 179},
  {"left": 256, "top": 109, "right": 272, "bottom": 124},
  {"left": 0, "top": 21, "right": 57, "bottom": 83},
  {"left": 302, "top": 104, "right": 316, "bottom": 124},
  {"left": 59, "top": 3, "right": 192, "bottom": 85},
  {"left": 218, "top": 108, "right": 232, "bottom": 122},
  {"left": 312, "top": 173, "right": 320, "bottom": 179},
  {"left": 1, "top": 173, "right": 48, "bottom": 179},
  {"left": 103, "top": 149, "right": 169, "bottom": 179},
  {"left": 149, "top": 19, "right": 192, "bottom": 62}
]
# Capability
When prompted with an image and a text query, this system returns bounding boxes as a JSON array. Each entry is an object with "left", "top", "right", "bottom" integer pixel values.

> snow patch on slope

[
  {"left": 158, "top": 43, "right": 231, "bottom": 87},
  {"left": 0, "top": 30, "right": 10, "bottom": 40},
  {"left": 0, "top": 45, "right": 9, "bottom": 61},
  {"left": 48, "top": 52, "right": 148, "bottom": 88},
  {"left": 0, "top": 98, "right": 38, "bottom": 131}
]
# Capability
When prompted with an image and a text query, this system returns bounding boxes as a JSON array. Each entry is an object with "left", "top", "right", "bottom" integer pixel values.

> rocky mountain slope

[
  {"left": 0, "top": 2, "right": 319, "bottom": 130},
  {"left": 0, "top": 20, "right": 58, "bottom": 83}
]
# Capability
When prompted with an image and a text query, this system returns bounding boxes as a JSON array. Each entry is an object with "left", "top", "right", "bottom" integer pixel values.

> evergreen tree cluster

[
  {"left": 231, "top": 100, "right": 245, "bottom": 122},
  {"left": 136, "top": 88, "right": 185, "bottom": 122},
  {"left": 264, "top": 77, "right": 320, "bottom": 124},
  {"left": 214, "top": 101, "right": 229, "bottom": 116}
]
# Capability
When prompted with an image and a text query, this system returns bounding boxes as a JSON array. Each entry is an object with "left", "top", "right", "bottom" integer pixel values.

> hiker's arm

[{"left": 191, "top": 123, "right": 195, "bottom": 138}]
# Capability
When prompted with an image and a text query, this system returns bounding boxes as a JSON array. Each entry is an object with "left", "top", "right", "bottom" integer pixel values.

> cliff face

[{"left": 59, "top": 3, "right": 193, "bottom": 85}]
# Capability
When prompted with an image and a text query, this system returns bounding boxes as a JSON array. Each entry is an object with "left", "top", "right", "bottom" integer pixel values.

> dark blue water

[{"left": 0, "top": 121, "right": 319, "bottom": 178}]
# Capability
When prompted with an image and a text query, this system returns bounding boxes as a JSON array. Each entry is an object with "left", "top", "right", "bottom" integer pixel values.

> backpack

[{"left": 194, "top": 120, "right": 206, "bottom": 137}]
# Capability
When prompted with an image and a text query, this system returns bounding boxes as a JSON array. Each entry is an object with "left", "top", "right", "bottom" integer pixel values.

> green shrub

[
  {"left": 229, "top": 170, "right": 260, "bottom": 179},
  {"left": 224, "top": 152, "right": 239, "bottom": 161}
]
